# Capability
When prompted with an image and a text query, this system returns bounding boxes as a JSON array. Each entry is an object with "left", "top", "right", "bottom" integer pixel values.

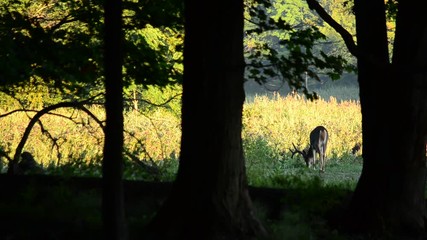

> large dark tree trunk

[
  {"left": 102, "top": 0, "right": 127, "bottom": 239},
  {"left": 345, "top": 0, "right": 427, "bottom": 237},
  {"left": 385, "top": 0, "right": 427, "bottom": 235},
  {"left": 146, "top": 1, "right": 267, "bottom": 239},
  {"left": 345, "top": 0, "right": 391, "bottom": 233}
]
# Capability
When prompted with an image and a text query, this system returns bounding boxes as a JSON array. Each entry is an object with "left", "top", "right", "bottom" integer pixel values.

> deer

[{"left": 290, "top": 126, "right": 328, "bottom": 172}]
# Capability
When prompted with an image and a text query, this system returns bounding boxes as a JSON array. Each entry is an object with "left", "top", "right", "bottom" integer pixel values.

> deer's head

[{"left": 290, "top": 143, "right": 314, "bottom": 167}]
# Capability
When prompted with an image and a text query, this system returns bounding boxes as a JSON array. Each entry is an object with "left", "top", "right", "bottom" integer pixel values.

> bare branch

[
  {"left": 305, "top": 0, "right": 358, "bottom": 57},
  {"left": 36, "top": 119, "right": 63, "bottom": 163},
  {"left": 123, "top": 93, "right": 182, "bottom": 108},
  {"left": 6, "top": 96, "right": 105, "bottom": 174},
  {"left": 48, "top": 14, "right": 76, "bottom": 33},
  {"left": 124, "top": 130, "right": 155, "bottom": 165},
  {"left": 123, "top": 148, "right": 160, "bottom": 178}
]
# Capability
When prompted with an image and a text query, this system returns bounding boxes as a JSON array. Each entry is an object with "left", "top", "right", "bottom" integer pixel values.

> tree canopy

[
  {"left": 244, "top": 0, "right": 355, "bottom": 99},
  {"left": 0, "top": 0, "right": 183, "bottom": 101}
]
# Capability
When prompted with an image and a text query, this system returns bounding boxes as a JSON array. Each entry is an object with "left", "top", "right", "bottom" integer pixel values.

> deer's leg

[
  {"left": 312, "top": 148, "right": 317, "bottom": 169},
  {"left": 319, "top": 146, "right": 324, "bottom": 172}
]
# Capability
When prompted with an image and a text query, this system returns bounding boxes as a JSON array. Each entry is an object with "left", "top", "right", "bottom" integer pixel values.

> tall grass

[
  {"left": 242, "top": 93, "right": 362, "bottom": 187},
  {"left": 0, "top": 106, "right": 106, "bottom": 167},
  {"left": 0, "top": 91, "right": 362, "bottom": 185},
  {"left": 243, "top": 93, "right": 361, "bottom": 159}
]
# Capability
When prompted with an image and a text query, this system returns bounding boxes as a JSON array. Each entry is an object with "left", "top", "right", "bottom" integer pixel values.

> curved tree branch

[
  {"left": 305, "top": 0, "right": 358, "bottom": 57},
  {"left": 7, "top": 97, "right": 105, "bottom": 174}
]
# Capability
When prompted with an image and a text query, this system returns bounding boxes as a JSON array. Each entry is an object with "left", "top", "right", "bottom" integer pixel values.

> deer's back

[{"left": 310, "top": 126, "right": 328, "bottom": 150}]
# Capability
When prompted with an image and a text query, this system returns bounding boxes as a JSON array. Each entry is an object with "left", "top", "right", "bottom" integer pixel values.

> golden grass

[
  {"left": 0, "top": 93, "right": 361, "bottom": 167},
  {"left": 243, "top": 93, "right": 362, "bottom": 159}
]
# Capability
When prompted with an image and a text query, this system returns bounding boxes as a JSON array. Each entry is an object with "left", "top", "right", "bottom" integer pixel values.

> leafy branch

[{"left": 244, "top": 0, "right": 353, "bottom": 100}]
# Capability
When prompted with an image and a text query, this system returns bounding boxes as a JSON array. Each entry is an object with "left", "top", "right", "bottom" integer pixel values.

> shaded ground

[{"left": 0, "top": 174, "right": 352, "bottom": 240}]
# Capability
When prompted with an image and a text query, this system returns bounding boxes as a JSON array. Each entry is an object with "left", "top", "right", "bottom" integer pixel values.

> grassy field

[
  {"left": 0, "top": 90, "right": 363, "bottom": 187},
  {"left": 0, "top": 89, "right": 366, "bottom": 239},
  {"left": 243, "top": 93, "right": 362, "bottom": 187}
]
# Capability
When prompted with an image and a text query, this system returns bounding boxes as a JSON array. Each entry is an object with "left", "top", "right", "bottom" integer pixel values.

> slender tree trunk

[
  {"left": 146, "top": 1, "right": 267, "bottom": 239},
  {"left": 102, "top": 0, "right": 127, "bottom": 239},
  {"left": 346, "top": 0, "right": 427, "bottom": 237}
]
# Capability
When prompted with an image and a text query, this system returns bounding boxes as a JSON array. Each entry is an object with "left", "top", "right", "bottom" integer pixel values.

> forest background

[
  {"left": 0, "top": 0, "right": 367, "bottom": 184},
  {"left": 2, "top": 0, "right": 419, "bottom": 239}
]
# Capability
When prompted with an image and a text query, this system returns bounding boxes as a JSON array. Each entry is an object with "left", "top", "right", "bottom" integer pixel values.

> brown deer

[{"left": 290, "top": 126, "right": 328, "bottom": 172}]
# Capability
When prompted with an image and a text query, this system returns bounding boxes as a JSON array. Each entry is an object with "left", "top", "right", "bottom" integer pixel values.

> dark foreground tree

[
  {"left": 345, "top": 0, "right": 427, "bottom": 237},
  {"left": 305, "top": 0, "right": 427, "bottom": 237},
  {"left": 102, "top": 0, "right": 127, "bottom": 239},
  {"left": 308, "top": 0, "right": 427, "bottom": 237},
  {"left": 146, "top": 0, "right": 267, "bottom": 239}
]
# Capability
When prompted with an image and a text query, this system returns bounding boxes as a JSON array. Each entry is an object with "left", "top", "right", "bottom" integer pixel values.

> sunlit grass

[{"left": 0, "top": 90, "right": 362, "bottom": 186}]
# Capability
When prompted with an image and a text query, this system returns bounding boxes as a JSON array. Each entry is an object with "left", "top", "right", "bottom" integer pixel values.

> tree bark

[
  {"left": 102, "top": 0, "right": 127, "bottom": 239},
  {"left": 386, "top": 0, "right": 427, "bottom": 234},
  {"left": 146, "top": 1, "right": 267, "bottom": 239},
  {"left": 345, "top": 0, "right": 390, "bottom": 232},
  {"left": 345, "top": 0, "right": 427, "bottom": 237}
]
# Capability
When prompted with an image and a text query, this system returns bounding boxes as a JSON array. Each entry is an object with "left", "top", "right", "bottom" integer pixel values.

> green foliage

[
  {"left": 0, "top": 77, "right": 66, "bottom": 110},
  {"left": 45, "top": 157, "right": 103, "bottom": 177},
  {"left": 316, "top": 0, "right": 357, "bottom": 65},
  {"left": 123, "top": 24, "right": 183, "bottom": 88},
  {"left": 244, "top": 0, "right": 355, "bottom": 100},
  {"left": 243, "top": 136, "right": 284, "bottom": 185},
  {"left": 0, "top": 0, "right": 102, "bottom": 93},
  {"left": 385, "top": 0, "right": 398, "bottom": 20},
  {"left": 249, "top": 171, "right": 357, "bottom": 240},
  {"left": 0, "top": 0, "right": 183, "bottom": 99}
]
